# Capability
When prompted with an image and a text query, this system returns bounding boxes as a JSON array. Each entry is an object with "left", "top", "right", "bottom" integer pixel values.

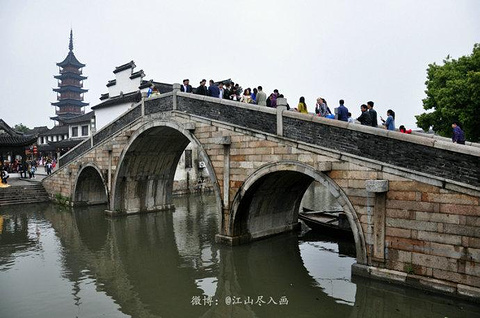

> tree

[
  {"left": 416, "top": 43, "right": 480, "bottom": 142},
  {"left": 14, "top": 123, "right": 30, "bottom": 134}
]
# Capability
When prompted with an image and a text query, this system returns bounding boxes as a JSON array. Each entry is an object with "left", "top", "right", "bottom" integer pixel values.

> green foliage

[
  {"left": 416, "top": 43, "right": 480, "bottom": 142},
  {"left": 55, "top": 193, "right": 70, "bottom": 206},
  {"left": 404, "top": 263, "right": 415, "bottom": 275},
  {"left": 14, "top": 123, "right": 30, "bottom": 133}
]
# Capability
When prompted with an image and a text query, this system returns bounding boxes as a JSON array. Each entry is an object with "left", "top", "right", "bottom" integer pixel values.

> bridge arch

[
  {"left": 229, "top": 161, "right": 367, "bottom": 264},
  {"left": 73, "top": 163, "right": 109, "bottom": 206},
  {"left": 111, "top": 119, "right": 222, "bottom": 214}
]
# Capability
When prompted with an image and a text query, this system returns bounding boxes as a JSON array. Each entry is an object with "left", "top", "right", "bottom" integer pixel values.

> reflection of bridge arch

[
  {"left": 229, "top": 161, "right": 367, "bottom": 263},
  {"left": 73, "top": 164, "right": 108, "bottom": 206},
  {"left": 111, "top": 119, "right": 222, "bottom": 214}
]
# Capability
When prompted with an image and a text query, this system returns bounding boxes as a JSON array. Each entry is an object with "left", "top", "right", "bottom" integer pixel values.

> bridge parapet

[
  {"left": 58, "top": 90, "right": 479, "bottom": 193},
  {"left": 174, "top": 92, "right": 480, "bottom": 191}
]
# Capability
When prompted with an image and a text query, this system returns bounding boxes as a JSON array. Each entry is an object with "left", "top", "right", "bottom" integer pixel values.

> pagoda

[{"left": 51, "top": 29, "right": 88, "bottom": 124}]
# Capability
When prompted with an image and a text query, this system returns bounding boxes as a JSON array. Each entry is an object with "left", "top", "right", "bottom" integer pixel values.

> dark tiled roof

[
  {"left": 106, "top": 79, "right": 116, "bottom": 87},
  {"left": 91, "top": 91, "right": 141, "bottom": 110},
  {"left": 50, "top": 114, "right": 84, "bottom": 122},
  {"left": 0, "top": 119, "right": 23, "bottom": 136},
  {"left": 37, "top": 143, "right": 56, "bottom": 152},
  {"left": 61, "top": 111, "right": 94, "bottom": 124},
  {"left": 25, "top": 126, "right": 49, "bottom": 135},
  {"left": 0, "top": 120, "right": 40, "bottom": 147},
  {"left": 139, "top": 80, "right": 173, "bottom": 93},
  {"left": 100, "top": 93, "right": 109, "bottom": 100},
  {"left": 130, "top": 70, "right": 145, "bottom": 80},
  {"left": 41, "top": 125, "right": 69, "bottom": 136},
  {"left": 0, "top": 135, "right": 37, "bottom": 147},
  {"left": 57, "top": 51, "right": 85, "bottom": 68},
  {"left": 113, "top": 61, "right": 135, "bottom": 74},
  {"left": 49, "top": 139, "right": 84, "bottom": 148}
]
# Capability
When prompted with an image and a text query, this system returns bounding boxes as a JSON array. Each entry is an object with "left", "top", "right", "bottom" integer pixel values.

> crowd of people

[
  {"left": 176, "top": 78, "right": 403, "bottom": 131},
  {"left": 0, "top": 157, "right": 56, "bottom": 181},
  {"left": 150, "top": 78, "right": 466, "bottom": 143},
  {"left": 179, "top": 78, "right": 286, "bottom": 107}
]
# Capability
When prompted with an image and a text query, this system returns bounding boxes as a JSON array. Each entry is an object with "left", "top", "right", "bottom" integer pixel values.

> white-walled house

[
  {"left": 91, "top": 61, "right": 144, "bottom": 130},
  {"left": 37, "top": 111, "right": 95, "bottom": 159},
  {"left": 91, "top": 61, "right": 208, "bottom": 193}
]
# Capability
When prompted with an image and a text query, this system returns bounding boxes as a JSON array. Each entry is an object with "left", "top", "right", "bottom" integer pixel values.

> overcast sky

[{"left": 1, "top": 0, "right": 479, "bottom": 130}]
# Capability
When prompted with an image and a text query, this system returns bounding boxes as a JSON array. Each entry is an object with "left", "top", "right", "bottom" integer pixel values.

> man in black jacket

[
  {"left": 357, "top": 104, "right": 372, "bottom": 126},
  {"left": 367, "top": 101, "right": 378, "bottom": 127},
  {"left": 181, "top": 79, "right": 192, "bottom": 93},
  {"left": 195, "top": 79, "right": 208, "bottom": 95}
]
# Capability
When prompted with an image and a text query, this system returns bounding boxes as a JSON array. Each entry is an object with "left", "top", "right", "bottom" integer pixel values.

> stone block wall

[
  {"left": 384, "top": 178, "right": 480, "bottom": 288},
  {"left": 173, "top": 112, "right": 480, "bottom": 293},
  {"left": 44, "top": 119, "right": 144, "bottom": 203},
  {"left": 326, "top": 160, "right": 480, "bottom": 290},
  {"left": 177, "top": 95, "right": 277, "bottom": 135}
]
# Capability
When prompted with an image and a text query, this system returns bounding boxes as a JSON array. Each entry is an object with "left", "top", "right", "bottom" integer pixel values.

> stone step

[
  {"left": 0, "top": 184, "right": 51, "bottom": 206},
  {"left": 0, "top": 198, "right": 50, "bottom": 206},
  {"left": 0, "top": 192, "right": 49, "bottom": 199}
]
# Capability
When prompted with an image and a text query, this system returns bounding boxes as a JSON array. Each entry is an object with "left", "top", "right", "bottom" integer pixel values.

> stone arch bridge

[{"left": 43, "top": 85, "right": 480, "bottom": 300}]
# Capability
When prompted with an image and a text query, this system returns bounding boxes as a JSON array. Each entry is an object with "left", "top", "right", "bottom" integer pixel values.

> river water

[{"left": 0, "top": 191, "right": 479, "bottom": 318}]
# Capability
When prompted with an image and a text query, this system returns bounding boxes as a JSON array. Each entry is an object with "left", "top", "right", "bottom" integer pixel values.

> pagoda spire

[
  {"left": 69, "top": 29, "right": 73, "bottom": 52},
  {"left": 52, "top": 29, "right": 88, "bottom": 123}
]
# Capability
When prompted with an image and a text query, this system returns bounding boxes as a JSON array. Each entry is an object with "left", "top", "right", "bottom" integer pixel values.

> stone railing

[
  {"left": 174, "top": 90, "right": 480, "bottom": 189},
  {"left": 58, "top": 84, "right": 480, "bottom": 190}
]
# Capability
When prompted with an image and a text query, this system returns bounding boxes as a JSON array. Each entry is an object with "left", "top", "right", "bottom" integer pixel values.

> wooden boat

[{"left": 298, "top": 207, "right": 353, "bottom": 238}]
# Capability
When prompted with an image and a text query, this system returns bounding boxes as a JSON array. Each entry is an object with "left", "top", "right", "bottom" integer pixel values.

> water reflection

[
  {"left": 0, "top": 212, "right": 45, "bottom": 272},
  {"left": 0, "top": 195, "right": 479, "bottom": 318}
]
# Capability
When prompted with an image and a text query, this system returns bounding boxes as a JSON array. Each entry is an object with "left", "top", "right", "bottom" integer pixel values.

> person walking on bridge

[
  {"left": 208, "top": 80, "right": 220, "bottom": 98},
  {"left": 297, "top": 96, "right": 308, "bottom": 113},
  {"left": 1, "top": 169, "right": 9, "bottom": 184},
  {"left": 256, "top": 86, "right": 267, "bottom": 106},
  {"left": 367, "top": 101, "right": 378, "bottom": 127},
  {"left": 452, "top": 122, "right": 466, "bottom": 144},
  {"left": 195, "top": 79, "right": 208, "bottom": 95},
  {"left": 337, "top": 99, "right": 349, "bottom": 121},
  {"left": 357, "top": 104, "right": 372, "bottom": 126},
  {"left": 181, "top": 79, "right": 192, "bottom": 93},
  {"left": 381, "top": 109, "right": 396, "bottom": 130}
]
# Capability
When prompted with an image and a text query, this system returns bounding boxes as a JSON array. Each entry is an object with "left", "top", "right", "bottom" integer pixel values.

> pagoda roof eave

[
  {"left": 57, "top": 51, "right": 85, "bottom": 68},
  {"left": 53, "top": 86, "right": 88, "bottom": 94},
  {"left": 54, "top": 73, "right": 87, "bottom": 80},
  {"left": 51, "top": 99, "right": 89, "bottom": 107}
]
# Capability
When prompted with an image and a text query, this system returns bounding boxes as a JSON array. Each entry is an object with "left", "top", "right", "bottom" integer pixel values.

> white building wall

[
  {"left": 95, "top": 102, "right": 133, "bottom": 131},
  {"left": 108, "top": 68, "right": 142, "bottom": 97}
]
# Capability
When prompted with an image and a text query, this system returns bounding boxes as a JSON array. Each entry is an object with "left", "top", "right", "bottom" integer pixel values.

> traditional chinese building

[
  {"left": 0, "top": 120, "right": 38, "bottom": 169},
  {"left": 37, "top": 30, "right": 94, "bottom": 160},
  {"left": 51, "top": 29, "right": 89, "bottom": 123}
]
